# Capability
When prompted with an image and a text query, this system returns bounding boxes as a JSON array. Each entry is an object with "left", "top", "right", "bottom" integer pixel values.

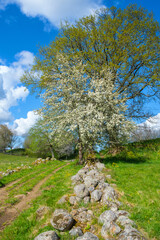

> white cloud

[
  {"left": 0, "top": 51, "right": 34, "bottom": 122},
  {"left": 13, "top": 111, "right": 39, "bottom": 136},
  {"left": 0, "top": 0, "right": 104, "bottom": 27},
  {"left": 140, "top": 113, "right": 160, "bottom": 131}
]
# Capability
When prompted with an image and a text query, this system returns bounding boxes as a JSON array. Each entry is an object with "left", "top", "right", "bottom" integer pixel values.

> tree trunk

[
  {"left": 77, "top": 125, "right": 84, "bottom": 165},
  {"left": 49, "top": 146, "right": 55, "bottom": 159},
  {"left": 78, "top": 142, "right": 84, "bottom": 165}
]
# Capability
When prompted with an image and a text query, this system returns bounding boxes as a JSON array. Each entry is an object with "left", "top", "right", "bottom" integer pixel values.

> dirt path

[
  {"left": 0, "top": 163, "right": 69, "bottom": 231},
  {"left": 0, "top": 169, "right": 45, "bottom": 205}
]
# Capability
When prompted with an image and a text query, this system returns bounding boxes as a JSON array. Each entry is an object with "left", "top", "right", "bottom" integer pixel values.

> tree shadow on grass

[
  {"left": 101, "top": 155, "right": 148, "bottom": 165},
  {"left": 0, "top": 181, "right": 5, "bottom": 188}
]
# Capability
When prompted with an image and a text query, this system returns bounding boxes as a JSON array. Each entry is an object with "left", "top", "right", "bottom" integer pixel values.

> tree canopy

[{"left": 22, "top": 4, "right": 160, "bottom": 162}]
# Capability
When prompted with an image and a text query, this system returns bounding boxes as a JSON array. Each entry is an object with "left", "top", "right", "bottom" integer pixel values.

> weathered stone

[
  {"left": 106, "top": 175, "right": 112, "bottom": 179},
  {"left": 95, "top": 162, "right": 105, "bottom": 171},
  {"left": 117, "top": 210, "right": 130, "bottom": 217},
  {"left": 97, "top": 182, "right": 110, "bottom": 191},
  {"left": 69, "top": 196, "right": 78, "bottom": 205},
  {"left": 84, "top": 176, "right": 98, "bottom": 188},
  {"left": 117, "top": 216, "right": 136, "bottom": 227},
  {"left": 99, "top": 210, "right": 117, "bottom": 225},
  {"left": 91, "top": 190, "right": 102, "bottom": 202},
  {"left": 101, "top": 222, "right": 121, "bottom": 238},
  {"left": 34, "top": 231, "right": 60, "bottom": 240},
  {"left": 50, "top": 209, "right": 75, "bottom": 231},
  {"left": 102, "top": 187, "right": 116, "bottom": 204},
  {"left": 76, "top": 232, "right": 99, "bottom": 240},
  {"left": 71, "top": 174, "right": 82, "bottom": 184},
  {"left": 57, "top": 195, "right": 67, "bottom": 204},
  {"left": 118, "top": 225, "right": 146, "bottom": 240},
  {"left": 71, "top": 208, "right": 93, "bottom": 223},
  {"left": 69, "top": 227, "right": 83, "bottom": 237},
  {"left": 83, "top": 196, "right": 90, "bottom": 204},
  {"left": 36, "top": 206, "right": 50, "bottom": 219},
  {"left": 74, "top": 184, "right": 89, "bottom": 198},
  {"left": 88, "top": 186, "right": 95, "bottom": 192}
]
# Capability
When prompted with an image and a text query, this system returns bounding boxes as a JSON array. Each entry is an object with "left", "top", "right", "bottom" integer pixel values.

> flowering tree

[{"left": 38, "top": 54, "right": 133, "bottom": 163}]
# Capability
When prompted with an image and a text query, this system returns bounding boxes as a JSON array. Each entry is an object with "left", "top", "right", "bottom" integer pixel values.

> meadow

[{"left": 0, "top": 139, "right": 159, "bottom": 239}]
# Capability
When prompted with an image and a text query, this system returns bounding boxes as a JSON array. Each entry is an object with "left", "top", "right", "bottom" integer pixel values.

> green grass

[
  {"left": 97, "top": 138, "right": 160, "bottom": 240},
  {"left": 0, "top": 162, "right": 81, "bottom": 240},
  {"left": 0, "top": 153, "right": 36, "bottom": 172}
]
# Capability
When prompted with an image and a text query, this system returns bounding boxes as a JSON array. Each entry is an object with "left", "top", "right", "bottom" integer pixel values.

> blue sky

[{"left": 0, "top": 0, "right": 160, "bottom": 137}]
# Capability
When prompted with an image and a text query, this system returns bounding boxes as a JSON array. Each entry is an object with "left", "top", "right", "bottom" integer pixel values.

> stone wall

[{"left": 34, "top": 162, "right": 147, "bottom": 240}]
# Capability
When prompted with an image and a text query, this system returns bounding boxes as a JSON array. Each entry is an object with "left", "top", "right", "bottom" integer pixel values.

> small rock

[
  {"left": 69, "top": 196, "right": 78, "bottom": 205},
  {"left": 102, "top": 187, "right": 116, "bottom": 204},
  {"left": 34, "top": 231, "right": 60, "bottom": 240},
  {"left": 88, "top": 186, "right": 95, "bottom": 192},
  {"left": 83, "top": 196, "right": 90, "bottom": 204},
  {"left": 76, "top": 232, "right": 99, "bottom": 240},
  {"left": 99, "top": 210, "right": 117, "bottom": 225},
  {"left": 84, "top": 176, "right": 98, "bottom": 188},
  {"left": 36, "top": 206, "right": 50, "bottom": 219},
  {"left": 74, "top": 184, "right": 90, "bottom": 198},
  {"left": 117, "top": 216, "right": 136, "bottom": 227},
  {"left": 118, "top": 225, "right": 146, "bottom": 240},
  {"left": 106, "top": 175, "right": 112, "bottom": 179},
  {"left": 91, "top": 190, "right": 102, "bottom": 202},
  {"left": 69, "top": 227, "right": 83, "bottom": 237},
  {"left": 95, "top": 162, "right": 105, "bottom": 171},
  {"left": 101, "top": 222, "right": 121, "bottom": 238},
  {"left": 57, "top": 195, "right": 68, "bottom": 204},
  {"left": 50, "top": 209, "right": 75, "bottom": 231}
]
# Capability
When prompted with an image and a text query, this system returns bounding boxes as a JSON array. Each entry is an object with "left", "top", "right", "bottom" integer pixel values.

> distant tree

[
  {"left": 0, "top": 125, "right": 15, "bottom": 152},
  {"left": 24, "top": 119, "right": 77, "bottom": 159}
]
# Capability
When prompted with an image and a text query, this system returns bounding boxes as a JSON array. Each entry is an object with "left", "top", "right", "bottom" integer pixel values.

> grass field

[
  {"left": 0, "top": 153, "right": 36, "bottom": 172},
  {"left": 98, "top": 139, "right": 160, "bottom": 239},
  {"left": 0, "top": 139, "right": 160, "bottom": 239}
]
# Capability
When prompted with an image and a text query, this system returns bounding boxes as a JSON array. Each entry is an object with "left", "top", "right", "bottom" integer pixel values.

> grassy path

[
  {"left": 0, "top": 163, "right": 69, "bottom": 231},
  {"left": 0, "top": 162, "right": 81, "bottom": 240}
]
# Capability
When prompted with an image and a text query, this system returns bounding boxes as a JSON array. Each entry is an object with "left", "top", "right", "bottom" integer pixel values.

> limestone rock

[
  {"left": 101, "top": 222, "right": 121, "bottom": 238},
  {"left": 74, "top": 184, "right": 89, "bottom": 198},
  {"left": 69, "top": 196, "right": 78, "bottom": 205},
  {"left": 117, "top": 216, "right": 136, "bottom": 227},
  {"left": 118, "top": 225, "right": 146, "bottom": 240},
  {"left": 102, "top": 187, "right": 116, "bottom": 203},
  {"left": 57, "top": 195, "right": 67, "bottom": 204},
  {"left": 95, "top": 162, "right": 105, "bottom": 171},
  {"left": 71, "top": 208, "right": 93, "bottom": 223},
  {"left": 34, "top": 231, "right": 60, "bottom": 240},
  {"left": 76, "top": 232, "right": 99, "bottom": 240},
  {"left": 50, "top": 209, "right": 75, "bottom": 231},
  {"left": 69, "top": 227, "right": 83, "bottom": 237},
  {"left": 91, "top": 190, "right": 102, "bottom": 202},
  {"left": 83, "top": 196, "right": 90, "bottom": 204},
  {"left": 84, "top": 176, "right": 98, "bottom": 188},
  {"left": 99, "top": 210, "right": 117, "bottom": 225},
  {"left": 36, "top": 206, "right": 50, "bottom": 219}
]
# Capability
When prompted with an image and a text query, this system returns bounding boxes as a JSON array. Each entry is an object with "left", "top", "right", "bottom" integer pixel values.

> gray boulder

[
  {"left": 34, "top": 231, "right": 60, "bottom": 240},
  {"left": 91, "top": 190, "right": 102, "bottom": 202},
  {"left": 74, "top": 184, "right": 89, "bottom": 198},
  {"left": 57, "top": 195, "right": 67, "bottom": 204},
  {"left": 84, "top": 176, "right": 98, "bottom": 188},
  {"left": 83, "top": 196, "right": 90, "bottom": 204},
  {"left": 69, "top": 227, "right": 83, "bottom": 237},
  {"left": 69, "top": 196, "right": 78, "bottom": 205},
  {"left": 95, "top": 162, "right": 105, "bottom": 171},
  {"left": 99, "top": 210, "right": 117, "bottom": 225},
  {"left": 76, "top": 232, "right": 99, "bottom": 240},
  {"left": 102, "top": 187, "right": 116, "bottom": 204},
  {"left": 101, "top": 222, "right": 121, "bottom": 238},
  {"left": 50, "top": 209, "right": 75, "bottom": 231},
  {"left": 118, "top": 225, "right": 146, "bottom": 240},
  {"left": 117, "top": 216, "right": 136, "bottom": 227}
]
